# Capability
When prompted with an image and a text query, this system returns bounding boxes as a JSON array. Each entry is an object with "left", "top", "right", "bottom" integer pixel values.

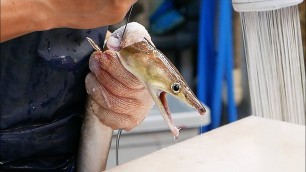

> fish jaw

[
  {"left": 152, "top": 87, "right": 206, "bottom": 139},
  {"left": 148, "top": 88, "right": 181, "bottom": 139},
  {"left": 147, "top": 85, "right": 206, "bottom": 139}
]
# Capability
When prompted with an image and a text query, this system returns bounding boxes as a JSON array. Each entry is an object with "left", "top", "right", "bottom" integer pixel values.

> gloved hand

[{"left": 85, "top": 24, "right": 154, "bottom": 131}]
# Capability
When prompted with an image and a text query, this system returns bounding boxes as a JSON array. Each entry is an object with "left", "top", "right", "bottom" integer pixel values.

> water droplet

[
  {"left": 41, "top": 101, "right": 48, "bottom": 108},
  {"left": 92, "top": 88, "right": 96, "bottom": 92},
  {"left": 47, "top": 41, "right": 51, "bottom": 52},
  {"left": 200, "top": 116, "right": 203, "bottom": 134}
]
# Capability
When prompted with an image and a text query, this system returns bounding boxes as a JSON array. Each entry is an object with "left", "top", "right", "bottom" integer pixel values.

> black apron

[{"left": 0, "top": 27, "right": 107, "bottom": 171}]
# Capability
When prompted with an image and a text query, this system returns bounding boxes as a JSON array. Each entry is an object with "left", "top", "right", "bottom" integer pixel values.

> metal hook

[
  {"left": 116, "top": 129, "right": 123, "bottom": 166},
  {"left": 121, "top": 5, "right": 134, "bottom": 45},
  {"left": 143, "top": 37, "right": 156, "bottom": 49},
  {"left": 86, "top": 37, "right": 101, "bottom": 51}
]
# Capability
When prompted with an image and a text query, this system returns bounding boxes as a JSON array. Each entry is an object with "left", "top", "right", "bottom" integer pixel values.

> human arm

[{"left": 0, "top": 0, "right": 136, "bottom": 42}]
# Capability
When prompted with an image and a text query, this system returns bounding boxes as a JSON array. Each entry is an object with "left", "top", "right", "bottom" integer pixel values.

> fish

[{"left": 79, "top": 23, "right": 206, "bottom": 171}]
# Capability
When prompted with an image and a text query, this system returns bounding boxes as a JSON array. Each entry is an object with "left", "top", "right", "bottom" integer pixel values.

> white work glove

[{"left": 85, "top": 23, "right": 154, "bottom": 131}]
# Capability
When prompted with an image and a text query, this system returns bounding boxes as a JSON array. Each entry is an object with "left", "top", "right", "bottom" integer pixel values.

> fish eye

[{"left": 171, "top": 83, "right": 181, "bottom": 93}]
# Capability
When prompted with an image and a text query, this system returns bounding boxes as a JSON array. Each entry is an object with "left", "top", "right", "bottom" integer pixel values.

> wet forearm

[
  {"left": 0, "top": 0, "right": 55, "bottom": 42},
  {"left": 1, "top": 0, "right": 137, "bottom": 43}
]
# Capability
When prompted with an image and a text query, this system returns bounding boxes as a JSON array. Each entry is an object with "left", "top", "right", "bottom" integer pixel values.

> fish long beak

[{"left": 184, "top": 91, "right": 206, "bottom": 115}]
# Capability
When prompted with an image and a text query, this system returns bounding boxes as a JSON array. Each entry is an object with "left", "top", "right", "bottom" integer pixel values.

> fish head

[{"left": 117, "top": 39, "right": 206, "bottom": 139}]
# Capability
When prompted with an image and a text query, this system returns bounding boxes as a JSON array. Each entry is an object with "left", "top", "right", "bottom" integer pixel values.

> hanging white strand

[{"left": 240, "top": 6, "right": 305, "bottom": 125}]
